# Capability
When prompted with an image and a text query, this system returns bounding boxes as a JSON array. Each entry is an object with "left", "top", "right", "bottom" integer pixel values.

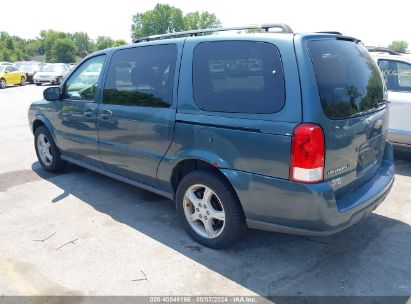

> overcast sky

[{"left": 1, "top": 0, "right": 410, "bottom": 48}]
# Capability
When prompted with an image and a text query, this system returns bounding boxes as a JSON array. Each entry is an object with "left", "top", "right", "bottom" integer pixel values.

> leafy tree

[
  {"left": 388, "top": 40, "right": 409, "bottom": 53},
  {"left": 50, "top": 38, "right": 76, "bottom": 63},
  {"left": 113, "top": 39, "right": 127, "bottom": 47},
  {"left": 70, "top": 32, "right": 95, "bottom": 57},
  {"left": 183, "top": 11, "right": 221, "bottom": 30},
  {"left": 245, "top": 28, "right": 264, "bottom": 33},
  {"left": 95, "top": 36, "right": 114, "bottom": 50},
  {"left": 39, "top": 30, "right": 68, "bottom": 60},
  {"left": 131, "top": 4, "right": 185, "bottom": 40},
  {"left": 0, "top": 30, "right": 125, "bottom": 62}
]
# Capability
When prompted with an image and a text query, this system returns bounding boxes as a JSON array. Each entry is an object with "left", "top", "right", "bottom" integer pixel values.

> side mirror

[
  {"left": 4, "top": 70, "right": 8, "bottom": 74},
  {"left": 43, "top": 86, "right": 61, "bottom": 101}
]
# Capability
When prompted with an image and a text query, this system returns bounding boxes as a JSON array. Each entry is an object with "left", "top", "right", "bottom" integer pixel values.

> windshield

[
  {"left": 0, "top": 66, "right": 5, "bottom": 73},
  {"left": 15, "top": 63, "right": 40, "bottom": 71},
  {"left": 309, "top": 40, "right": 385, "bottom": 119},
  {"left": 43, "top": 65, "right": 63, "bottom": 72}
]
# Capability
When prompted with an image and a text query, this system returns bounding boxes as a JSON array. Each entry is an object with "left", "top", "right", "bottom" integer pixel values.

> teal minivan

[{"left": 28, "top": 24, "right": 395, "bottom": 248}]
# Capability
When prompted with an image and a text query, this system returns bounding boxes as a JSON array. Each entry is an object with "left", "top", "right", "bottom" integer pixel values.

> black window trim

[{"left": 191, "top": 40, "right": 286, "bottom": 115}]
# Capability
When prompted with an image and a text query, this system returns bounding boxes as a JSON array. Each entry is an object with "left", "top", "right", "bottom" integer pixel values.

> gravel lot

[{"left": 0, "top": 85, "right": 410, "bottom": 299}]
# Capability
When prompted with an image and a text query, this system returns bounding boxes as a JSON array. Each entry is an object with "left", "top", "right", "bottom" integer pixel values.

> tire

[
  {"left": 34, "top": 126, "right": 66, "bottom": 172},
  {"left": 20, "top": 76, "right": 26, "bottom": 86},
  {"left": 0, "top": 78, "right": 6, "bottom": 89},
  {"left": 176, "top": 170, "right": 246, "bottom": 249}
]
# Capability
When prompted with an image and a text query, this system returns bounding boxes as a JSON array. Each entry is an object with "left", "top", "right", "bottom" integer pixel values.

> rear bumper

[
  {"left": 222, "top": 141, "right": 395, "bottom": 236},
  {"left": 388, "top": 129, "right": 411, "bottom": 147}
]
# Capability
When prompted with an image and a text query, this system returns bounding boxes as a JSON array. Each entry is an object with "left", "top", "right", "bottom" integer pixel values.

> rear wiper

[
  {"left": 377, "top": 100, "right": 390, "bottom": 106},
  {"left": 369, "top": 100, "right": 390, "bottom": 110}
]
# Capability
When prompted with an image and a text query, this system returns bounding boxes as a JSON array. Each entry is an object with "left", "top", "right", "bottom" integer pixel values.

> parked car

[
  {"left": 369, "top": 48, "right": 411, "bottom": 148},
  {"left": 0, "top": 61, "right": 13, "bottom": 67},
  {"left": 13, "top": 61, "right": 43, "bottom": 84},
  {"left": 28, "top": 24, "right": 395, "bottom": 248},
  {"left": 33, "top": 63, "right": 70, "bottom": 86},
  {"left": 0, "top": 65, "right": 27, "bottom": 89}
]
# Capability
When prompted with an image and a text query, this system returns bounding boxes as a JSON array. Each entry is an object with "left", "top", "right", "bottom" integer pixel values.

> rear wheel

[
  {"left": 20, "top": 76, "right": 26, "bottom": 86},
  {"left": 176, "top": 170, "right": 246, "bottom": 248},
  {"left": 0, "top": 78, "right": 6, "bottom": 89},
  {"left": 34, "top": 126, "right": 66, "bottom": 172}
]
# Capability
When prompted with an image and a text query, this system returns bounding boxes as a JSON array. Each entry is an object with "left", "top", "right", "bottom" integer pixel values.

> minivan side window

[
  {"left": 102, "top": 44, "right": 177, "bottom": 108},
  {"left": 62, "top": 55, "right": 106, "bottom": 101},
  {"left": 192, "top": 41, "right": 285, "bottom": 114},
  {"left": 378, "top": 60, "right": 411, "bottom": 92}
]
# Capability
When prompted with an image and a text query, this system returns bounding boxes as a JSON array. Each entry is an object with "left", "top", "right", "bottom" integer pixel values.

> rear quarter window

[
  {"left": 309, "top": 40, "right": 385, "bottom": 119},
  {"left": 193, "top": 41, "right": 285, "bottom": 114}
]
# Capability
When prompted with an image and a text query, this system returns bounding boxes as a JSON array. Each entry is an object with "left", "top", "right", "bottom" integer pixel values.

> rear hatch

[{"left": 307, "top": 38, "right": 388, "bottom": 201}]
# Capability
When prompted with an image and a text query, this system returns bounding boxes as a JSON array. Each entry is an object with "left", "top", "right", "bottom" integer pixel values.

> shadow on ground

[
  {"left": 394, "top": 147, "right": 411, "bottom": 177},
  {"left": 30, "top": 160, "right": 411, "bottom": 299}
]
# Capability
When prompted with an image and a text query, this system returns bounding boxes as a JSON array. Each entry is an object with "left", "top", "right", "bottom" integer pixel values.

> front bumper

[
  {"left": 222, "top": 141, "right": 395, "bottom": 236},
  {"left": 33, "top": 76, "right": 58, "bottom": 84},
  {"left": 33, "top": 79, "right": 52, "bottom": 84}
]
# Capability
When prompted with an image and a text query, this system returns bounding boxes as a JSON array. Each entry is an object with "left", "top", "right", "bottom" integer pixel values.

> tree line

[
  {"left": 0, "top": 4, "right": 221, "bottom": 64},
  {"left": 0, "top": 30, "right": 126, "bottom": 63}
]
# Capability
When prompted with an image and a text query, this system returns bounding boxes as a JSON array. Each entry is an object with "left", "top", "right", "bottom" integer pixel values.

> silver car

[
  {"left": 370, "top": 48, "right": 411, "bottom": 148},
  {"left": 33, "top": 63, "right": 71, "bottom": 86}
]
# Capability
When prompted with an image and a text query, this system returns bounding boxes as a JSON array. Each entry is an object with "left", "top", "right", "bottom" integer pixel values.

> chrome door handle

[{"left": 100, "top": 110, "right": 112, "bottom": 119}]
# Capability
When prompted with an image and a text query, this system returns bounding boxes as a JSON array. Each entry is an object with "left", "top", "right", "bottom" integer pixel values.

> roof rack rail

[
  {"left": 317, "top": 31, "right": 343, "bottom": 35},
  {"left": 134, "top": 23, "right": 293, "bottom": 43},
  {"left": 366, "top": 46, "right": 401, "bottom": 55}
]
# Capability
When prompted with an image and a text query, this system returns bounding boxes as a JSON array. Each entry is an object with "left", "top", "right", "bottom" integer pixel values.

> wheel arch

[
  {"left": 32, "top": 116, "right": 57, "bottom": 142},
  {"left": 170, "top": 158, "right": 242, "bottom": 211}
]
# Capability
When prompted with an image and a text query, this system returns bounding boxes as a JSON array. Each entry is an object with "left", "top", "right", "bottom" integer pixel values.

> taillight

[{"left": 290, "top": 123, "right": 325, "bottom": 183}]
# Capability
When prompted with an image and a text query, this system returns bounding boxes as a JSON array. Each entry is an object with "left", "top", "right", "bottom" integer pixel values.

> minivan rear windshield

[{"left": 308, "top": 40, "right": 385, "bottom": 119}]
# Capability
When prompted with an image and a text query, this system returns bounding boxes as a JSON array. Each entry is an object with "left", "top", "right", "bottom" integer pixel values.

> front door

[
  {"left": 50, "top": 55, "right": 107, "bottom": 168},
  {"left": 5, "top": 66, "right": 18, "bottom": 84},
  {"left": 97, "top": 44, "right": 179, "bottom": 187},
  {"left": 378, "top": 59, "right": 411, "bottom": 144}
]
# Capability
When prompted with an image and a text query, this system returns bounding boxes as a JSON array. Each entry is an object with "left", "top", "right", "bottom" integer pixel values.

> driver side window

[{"left": 63, "top": 55, "right": 106, "bottom": 101}]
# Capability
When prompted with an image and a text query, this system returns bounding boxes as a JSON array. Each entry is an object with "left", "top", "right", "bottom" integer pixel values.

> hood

[{"left": 35, "top": 71, "right": 60, "bottom": 77}]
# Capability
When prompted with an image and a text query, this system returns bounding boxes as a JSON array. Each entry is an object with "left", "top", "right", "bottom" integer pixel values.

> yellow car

[{"left": 0, "top": 65, "right": 27, "bottom": 89}]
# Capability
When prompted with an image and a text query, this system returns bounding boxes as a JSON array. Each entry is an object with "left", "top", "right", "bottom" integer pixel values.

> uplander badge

[{"left": 328, "top": 164, "right": 350, "bottom": 175}]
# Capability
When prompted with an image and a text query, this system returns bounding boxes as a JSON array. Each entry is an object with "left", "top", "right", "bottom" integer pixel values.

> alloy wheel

[
  {"left": 37, "top": 133, "right": 53, "bottom": 166},
  {"left": 183, "top": 184, "right": 226, "bottom": 239}
]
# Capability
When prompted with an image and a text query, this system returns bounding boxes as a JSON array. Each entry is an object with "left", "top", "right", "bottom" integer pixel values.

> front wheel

[
  {"left": 176, "top": 170, "right": 246, "bottom": 248},
  {"left": 20, "top": 76, "right": 26, "bottom": 86},
  {"left": 34, "top": 126, "right": 66, "bottom": 172},
  {"left": 0, "top": 78, "right": 6, "bottom": 89}
]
